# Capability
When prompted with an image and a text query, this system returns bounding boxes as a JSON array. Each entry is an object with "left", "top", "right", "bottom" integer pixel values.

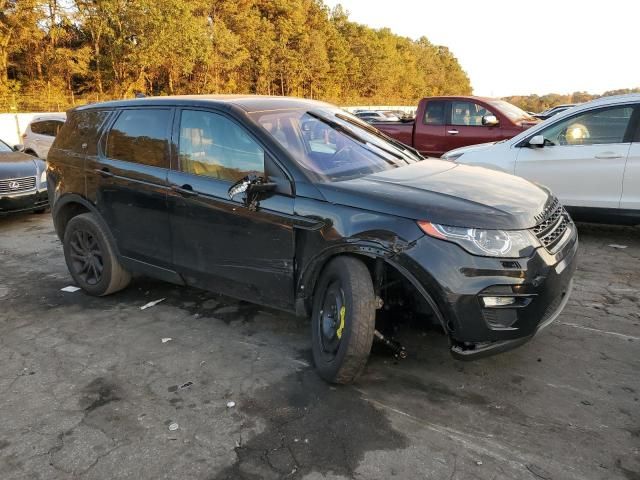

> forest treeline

[
  {"left": 504, "top": 88, "right": 640, "bottom": 113},
  {"left": 0, "top": 0, "right": 472, "bottom": 111}
]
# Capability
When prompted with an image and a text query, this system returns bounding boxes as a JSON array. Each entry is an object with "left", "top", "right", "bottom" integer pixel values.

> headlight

[
  {"left": 40, "top": 169, "right": 47, "bottom": 184},
  {"left": 418, "top": 221, "right": 538, "bottom": 257}
]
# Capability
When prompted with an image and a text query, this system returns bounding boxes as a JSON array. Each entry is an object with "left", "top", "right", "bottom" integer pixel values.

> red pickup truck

[{"left": 373, "top": 96, "right": 539, "bottom": 157}]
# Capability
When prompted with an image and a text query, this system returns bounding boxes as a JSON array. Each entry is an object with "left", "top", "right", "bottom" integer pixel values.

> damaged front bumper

[{"left": 391, "top": 224, "right": 579, "bottom": 360}]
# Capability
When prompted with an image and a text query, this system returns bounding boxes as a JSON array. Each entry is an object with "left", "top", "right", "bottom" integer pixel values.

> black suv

[{"left": 48, "top": 96, "right": 578, "bottom": 384}]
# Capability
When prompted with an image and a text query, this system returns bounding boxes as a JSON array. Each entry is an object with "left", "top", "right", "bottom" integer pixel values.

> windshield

[
  {"left": 249, "top": 108, "right": 421, "bottom": 182},
  {"left": 0, "top": 140, "right": 12, "bottom": 153},
  {"left": 488, "top": 100, "right": 537, "bottom": 123}
]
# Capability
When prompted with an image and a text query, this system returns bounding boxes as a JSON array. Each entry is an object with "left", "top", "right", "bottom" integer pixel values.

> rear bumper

[{"left": 0, "top": 189, "right": 49, "bottom": 215}]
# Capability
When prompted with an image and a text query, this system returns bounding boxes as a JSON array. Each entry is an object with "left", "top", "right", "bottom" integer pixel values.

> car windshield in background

[
  {"left": 250, "top": 109, "right": 419, "bottom": 182},
  {"left": 488, "top": 100, "right": 537, "bottom": 122},
  {"left": 0, "top": 140, "right": 13, "bottom": 153}
]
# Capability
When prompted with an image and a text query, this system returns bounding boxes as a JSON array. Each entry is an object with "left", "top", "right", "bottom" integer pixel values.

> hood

[
  {"left": 442, "top": 141, "right": 498, "bottom": 159},
  {"left": 0, "top": 152, "right": 41, "bottom": 179},
  {"left": 317, "top": 160, "right": 551, "bottom": 230}
]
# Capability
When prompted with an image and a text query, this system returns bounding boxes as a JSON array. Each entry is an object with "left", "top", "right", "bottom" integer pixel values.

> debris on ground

[
  {"left": 374, "top": 329, "right": 407, "bottom": 359},
  {"left": 60, "top": 285, "right": 81, "bottom": 292},
  {"left": 161, "top": 337, "right": 172, "bottom": 343},
  {"left": 141, "top": 298, "right": 166, "bottom": 310},
  {"left": 226, "top": 401, "right": 236, "bottom": 408},
  {"left": 168, "top": 422, "right": 179, "bottom": 431},
  {"left": 608, "top": 244, "right": 628, "bottom": 249}
]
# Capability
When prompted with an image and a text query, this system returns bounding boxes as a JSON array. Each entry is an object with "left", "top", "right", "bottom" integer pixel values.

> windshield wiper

[
  {"left": 312, "top": 111, "right": 412, "bottom": 164},
  {"left": 336, "top": 113, "right": 423, "bottom": 161},
  {"left": 306, "top": 112, "right": 400, "bottom": 165}
]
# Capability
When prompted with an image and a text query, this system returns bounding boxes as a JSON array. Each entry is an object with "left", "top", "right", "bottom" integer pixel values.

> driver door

[
  {"left": 167, "top": 108, "right": 296, "bottom": 310},
  {"left": 515, "top": 106, "right": 633, "bottom": 208}
]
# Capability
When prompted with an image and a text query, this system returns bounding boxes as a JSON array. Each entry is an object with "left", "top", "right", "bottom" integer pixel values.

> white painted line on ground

[{"left": 557, "top": 322, "right": 639, "bottom": 341}]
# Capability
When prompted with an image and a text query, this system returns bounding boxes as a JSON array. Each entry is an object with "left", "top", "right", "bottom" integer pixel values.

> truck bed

[{"left": 371, "top": 121, "right": 414, "bottom": 147}]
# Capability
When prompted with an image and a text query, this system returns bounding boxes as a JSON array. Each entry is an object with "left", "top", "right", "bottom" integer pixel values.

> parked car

[
  {"left": 533, "top": 104, "right": 576, "bottom": 121},
  {"left": 0, "top": 138, "right": 48, "bottom": 215},
  {"left": 355, "top": 110, "right": 401, "bottom": 122},
  {"left": 48, "top": 96, "right": 577, "bottom": 384},
  {"left": 373, "top": 96, "right": 540, "bottom": 157},
  {"left": 22, "top": 113, "right": 66, "bottom": 159},
  {"left": 442, "top": 94, "right": 640, "bottom": 224}
]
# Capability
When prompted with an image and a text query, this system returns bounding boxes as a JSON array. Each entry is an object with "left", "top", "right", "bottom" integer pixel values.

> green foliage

[
  {"left": 1, "top": 0, "right": 472, "bottom": 110},
  {"left": 503, "top": 88, "right": 640, "bottom": 113}
]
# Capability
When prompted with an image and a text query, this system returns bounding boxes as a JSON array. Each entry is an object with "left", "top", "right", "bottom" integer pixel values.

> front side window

[
  {"left": 450, "top": 101, "right": 495, "bottom": 126},
  {"left": 250, "top": 109, "right": 418, "bottom": 182},
  {"left": 106, "top": 109, "right": 171, "bottom": 167},
  {"left": 178, "top": 110, "right": 264, "bottom": 182},
  {"left": 539, "top": 106, "right": 633, "bottom": 146},
  {"left": 423, "top": 101, "right": 446, "bottom": 125}
]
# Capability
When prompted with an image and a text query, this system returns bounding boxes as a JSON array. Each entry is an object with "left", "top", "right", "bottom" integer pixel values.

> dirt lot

[{"left": 0, "top": 213, "right": 638, "bottom": 480}]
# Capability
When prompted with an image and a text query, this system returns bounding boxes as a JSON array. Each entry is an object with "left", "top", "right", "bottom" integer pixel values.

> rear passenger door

[
  {"left": 167, "top": 108, "right": 296, "bottom": 310},
  {"left": 92, "top": 108, "right": 173, "bottom": 267}
]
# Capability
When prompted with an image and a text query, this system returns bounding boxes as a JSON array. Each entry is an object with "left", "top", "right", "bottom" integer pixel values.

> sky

[{"left": 323, "top": 0, "right": 639, "bottom": 97}]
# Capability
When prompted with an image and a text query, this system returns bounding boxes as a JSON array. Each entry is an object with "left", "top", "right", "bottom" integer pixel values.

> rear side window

[
  {"left": 423, "top": 101, "right": 446, "bottom": 125},
  {"left": 32, "top": 120, "right": 63, "bottom": 136},
  {"left": 106, "top": 109, "right": 171, "bottom": 168},
  {"left": 54, "top": 110, "right": 111, "bottom": 155},
  {"left": 30, "top": 121, "right": 46, "bottom": 135},
  {"left": 178, "top": 109, "right": 264, "bottom": 182}
]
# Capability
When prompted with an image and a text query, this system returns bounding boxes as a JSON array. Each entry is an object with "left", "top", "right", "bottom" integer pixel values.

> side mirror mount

[
  {"left": 482, "top": 115, "right": 499, "bottom": 127},
  {"left": 13, "top": 144, "right": 24, "bottom": 152},
  {"left": 528, "top": 135, "right": 545, "bottom": 148},
  {"left": 228, "top": 174, "right": 277, "bottom": 211}
]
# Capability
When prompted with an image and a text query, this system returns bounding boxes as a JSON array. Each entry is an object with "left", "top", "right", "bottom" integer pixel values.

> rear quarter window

[{"left": 54, "top": 110, "right": 112, "bottom": 155}]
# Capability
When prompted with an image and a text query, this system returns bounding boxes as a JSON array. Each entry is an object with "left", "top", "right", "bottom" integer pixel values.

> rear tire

[
  {"left": 311, "top": 256, "right": 376, "bottom": 384},
  {"left": 63, "top": 213, "right": 131, "bottom": 296}
]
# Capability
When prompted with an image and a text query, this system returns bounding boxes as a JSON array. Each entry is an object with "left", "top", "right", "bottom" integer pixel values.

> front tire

[
  {"left": 311, "top": 256, "right": 376, "bottom": 384},
  {"left": 63, "top": 213, "right": 131, "bottom": 296}
]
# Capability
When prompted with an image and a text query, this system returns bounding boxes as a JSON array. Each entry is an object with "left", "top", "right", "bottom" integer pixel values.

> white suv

[
  {"left": 442, "top": 94, "right": 640, "bottom": 224},
  {"left": 22, "top": 114, "right": 67, "bottom": 160}
]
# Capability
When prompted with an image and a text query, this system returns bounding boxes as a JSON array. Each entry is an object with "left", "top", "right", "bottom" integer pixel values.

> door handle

[
  {"left": 171, "top": 184, "right": 198, "bottom": 197},
  {"left": 594, "top": 152, "right": 623, "bottom": 159},
  {"left": 447, "top": 129, "right": 459, "bottom": 135},
  {"left": 95, "top": 167, "right": 113, "bottom": 178}
]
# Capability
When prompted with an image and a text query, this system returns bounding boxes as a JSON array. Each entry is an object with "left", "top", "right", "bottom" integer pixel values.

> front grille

[
  {"left": 531, "top": 199, "right": 572, "bottom": 252},
  {"left": 0, "top": 176, "right": 36, "bottom": 195}
]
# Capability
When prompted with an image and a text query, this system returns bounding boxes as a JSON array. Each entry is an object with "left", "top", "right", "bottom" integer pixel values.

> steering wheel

[{"left": 332, "top": 145, "right": 353, "bottom": 162}]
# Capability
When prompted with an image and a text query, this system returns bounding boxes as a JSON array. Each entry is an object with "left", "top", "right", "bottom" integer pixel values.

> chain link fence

[{"left": 0, "top": 93, "right": 115, "bottom": 113}]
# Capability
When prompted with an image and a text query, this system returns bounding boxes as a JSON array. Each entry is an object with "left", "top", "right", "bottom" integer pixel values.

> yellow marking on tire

[{"left": 337, "top": 306, "right": 346, "bottom": 339}]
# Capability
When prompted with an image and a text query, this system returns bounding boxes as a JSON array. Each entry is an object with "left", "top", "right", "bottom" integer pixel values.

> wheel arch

[
  {"left": 52, "top": 194, "right": 104, "bottom": 242},
  {"left": 295, "top": 244, "right": 448, "bottom": 334}
]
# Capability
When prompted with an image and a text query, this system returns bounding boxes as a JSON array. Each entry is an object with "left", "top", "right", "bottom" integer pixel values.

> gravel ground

[{"left": 0, "top": 213, "right": 638, "bottom": 480}]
